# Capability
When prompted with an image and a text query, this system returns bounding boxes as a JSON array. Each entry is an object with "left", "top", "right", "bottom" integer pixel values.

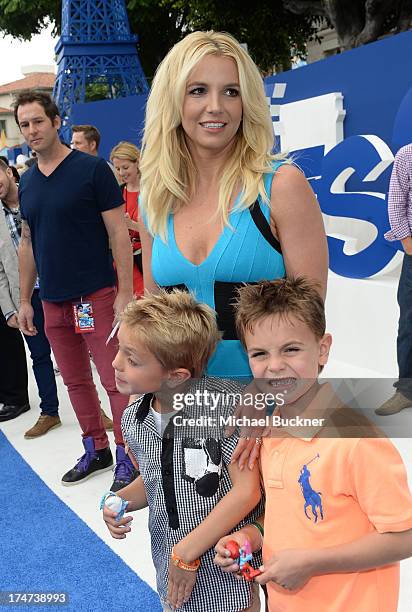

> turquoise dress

[{"left": 150, "top": 163, "right": 286, "bottom": 379}]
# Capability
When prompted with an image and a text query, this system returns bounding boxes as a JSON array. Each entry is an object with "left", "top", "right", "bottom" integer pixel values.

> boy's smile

[{"left": 244, "top": 313, "right": 331, "bottom": 406}]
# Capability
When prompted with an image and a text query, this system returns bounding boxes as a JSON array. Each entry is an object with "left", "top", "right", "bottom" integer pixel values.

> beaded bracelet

[{"left": 171, "top": 547, "right": 200, "bottom": 572}]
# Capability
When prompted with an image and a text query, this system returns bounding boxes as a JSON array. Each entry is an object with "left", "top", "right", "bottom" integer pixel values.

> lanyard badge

[{"left": 72, "top": 301, "right": 95, "bottom": 333}]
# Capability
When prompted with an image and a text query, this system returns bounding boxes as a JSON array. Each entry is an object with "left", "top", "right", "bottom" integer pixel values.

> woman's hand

[
  {"left": 230, "top": 436, "right": 263, "bottom": 471},
  {"left": 226, "top": 381, "right": 271, "bottom": 469}
]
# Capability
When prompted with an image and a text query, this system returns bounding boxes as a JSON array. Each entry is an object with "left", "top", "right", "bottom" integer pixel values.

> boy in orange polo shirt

[{"left": 214, "top": 277, "right": 412, "bottom": 611}]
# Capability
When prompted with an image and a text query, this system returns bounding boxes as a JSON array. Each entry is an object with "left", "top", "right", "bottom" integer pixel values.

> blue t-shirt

[{"left": 19, "top": 150, "right": 123, "bottom": 301}]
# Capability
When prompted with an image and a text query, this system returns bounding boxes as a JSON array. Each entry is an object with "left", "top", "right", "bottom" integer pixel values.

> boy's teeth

[{"left": 269, "top": 378, "right": 294, "bottom": 386}]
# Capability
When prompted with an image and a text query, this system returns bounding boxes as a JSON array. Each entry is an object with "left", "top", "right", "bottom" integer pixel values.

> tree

[
  {"left": 0, "top": 0, "right": 183, "bottom": 80},
  {"left": 0, "top": 0, "right": 318, "bottom": 77},
  {"left": 0, "top": 1, "right": 60, "bottom": 40},
  {"left": 283, "top": 0, "right": 412, "bottom": 50},
  {"left": 126, "top": 1, "right": 190, "bottom": 79},
  {"left": 172, "top": 0, "right": 320, "bottom": 72},
  {"left": 2, "top": 0, "right": 410, "bottom": 76}
]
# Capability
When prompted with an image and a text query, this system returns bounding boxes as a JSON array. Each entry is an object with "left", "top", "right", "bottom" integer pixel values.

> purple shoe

[
  {"left": 61, "top": 436, "right": 113, "bottom": 486},
  {"left": 110, "top": 445, "right": 139, "bottom": 492}
]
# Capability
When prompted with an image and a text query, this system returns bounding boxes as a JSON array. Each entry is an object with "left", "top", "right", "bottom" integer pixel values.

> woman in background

[{"left": 111, "top": 142, "right": 144, "bottom": 297}]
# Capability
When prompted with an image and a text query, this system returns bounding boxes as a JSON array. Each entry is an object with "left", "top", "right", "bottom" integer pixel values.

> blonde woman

[
  {"left": 139, "top": 31, "right": 328, "bottom": 380},
  {"left": 111, "top": 141, "right": 143, "bottom": 296}
]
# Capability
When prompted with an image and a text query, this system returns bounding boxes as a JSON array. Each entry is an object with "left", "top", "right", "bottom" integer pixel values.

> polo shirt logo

[{"left": 298, "top": 453, "right": 324, "bottom": 523}]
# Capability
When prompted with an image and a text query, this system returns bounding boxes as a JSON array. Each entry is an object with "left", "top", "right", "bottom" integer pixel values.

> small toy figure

[
  {"left": 100, "top": 491, "right": 129, "bottom": 522},
  {"left": 225, "top": 539, "right": 262, "bottom": 582}
]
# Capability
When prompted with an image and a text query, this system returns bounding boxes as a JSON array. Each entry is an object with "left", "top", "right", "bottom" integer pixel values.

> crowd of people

[{"left": 1, "top": 28, "right": 412, "bottom": 612}]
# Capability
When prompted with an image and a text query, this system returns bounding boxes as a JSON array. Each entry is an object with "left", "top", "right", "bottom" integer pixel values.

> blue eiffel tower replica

[{"left": 53, "top": 0, "right": 148, "bottom": 142}]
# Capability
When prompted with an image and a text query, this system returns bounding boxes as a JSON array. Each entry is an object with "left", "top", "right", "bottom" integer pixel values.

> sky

[{"left": 0, "top": 22, "right": 58, "bottom": 85}]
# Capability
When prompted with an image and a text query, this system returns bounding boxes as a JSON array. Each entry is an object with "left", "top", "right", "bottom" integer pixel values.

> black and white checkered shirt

[{"left": 122, "top": 376, "right": 264, "bottom": 612}]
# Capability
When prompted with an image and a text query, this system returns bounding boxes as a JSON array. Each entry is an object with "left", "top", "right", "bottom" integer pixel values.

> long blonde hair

[{"left": 140, "top": 30, "right": 286, "bottom": 240}]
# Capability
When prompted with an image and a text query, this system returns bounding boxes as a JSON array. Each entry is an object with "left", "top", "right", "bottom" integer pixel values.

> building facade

[{"left": 0, "top": 66, "right": 55, "bottom": 149}]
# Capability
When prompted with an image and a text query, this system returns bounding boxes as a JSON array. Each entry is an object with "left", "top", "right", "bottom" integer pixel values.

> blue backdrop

[
  {"left": 265, "top": 29, "right": 412, "bottom": 278},
  {"left": 72, "top": 94, "right": 147, "bottom": 160}
]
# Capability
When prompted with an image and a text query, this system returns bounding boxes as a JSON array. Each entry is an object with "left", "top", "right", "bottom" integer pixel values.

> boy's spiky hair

[
  {"left": 121, "top": 289, "right": 221, "bottom": 377},
  {"left": 235, "top": 277, "right": 326, "bottom": 346}
]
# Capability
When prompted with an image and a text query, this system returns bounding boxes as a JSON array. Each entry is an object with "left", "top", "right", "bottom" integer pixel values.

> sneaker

[
  {"left": 375, "top": 391, "right": 412, "bottom": 415},
  {"left": 61, "top": 437, "right": 113, "bottom": 486},
  {"left": 24, "top": 414, "right": 61, "bottom": 439},
  {"left": 110, "top": 445, "right": 139, "bottom": 492},
  {"left": 101, "top": 408, "right": 113, "bottom": 431}
]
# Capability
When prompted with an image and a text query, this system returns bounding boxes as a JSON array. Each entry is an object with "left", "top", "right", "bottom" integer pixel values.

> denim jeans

[
  {"left": 42, "top": 286, "right": 128, "bottom": 448},
  {"left": 24, "top": 290, "right": 59, "bottom": 416},
  {"left": 395, "top": 253, "right": 412, "bottom": 399}
]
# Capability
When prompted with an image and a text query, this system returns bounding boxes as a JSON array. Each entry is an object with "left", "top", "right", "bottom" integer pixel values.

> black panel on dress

[
  {"left": 213, "top": 202, "right": 282, "bottom": 340},
  {"left": 214, "top": 281, "right": 245, "bottom": 340}
]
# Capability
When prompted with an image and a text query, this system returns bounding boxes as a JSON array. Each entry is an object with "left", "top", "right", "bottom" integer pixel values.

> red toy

[{"left": 225, "top": 539, "right": 262, "bottom": 582}]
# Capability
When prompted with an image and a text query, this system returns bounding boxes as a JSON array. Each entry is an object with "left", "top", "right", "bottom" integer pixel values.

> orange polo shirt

[{"left": 260, "top": 387, "right": 412, "bottom": 611}]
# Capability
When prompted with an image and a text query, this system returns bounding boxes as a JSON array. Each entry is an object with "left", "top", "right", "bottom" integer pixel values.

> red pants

[{"left": 42, "top": 286, "right": 128, "bottom": 448}]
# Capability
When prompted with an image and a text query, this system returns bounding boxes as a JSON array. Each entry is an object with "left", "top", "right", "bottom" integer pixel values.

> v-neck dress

[{"left": 150, "top": 163, "right": 286, "bottom": 379}]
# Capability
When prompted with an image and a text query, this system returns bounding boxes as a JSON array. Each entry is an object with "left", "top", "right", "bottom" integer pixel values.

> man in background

[
  {"left": 15, "top": 91, "right": 135, "bottom": 491},
  {"left": 0, "top": 158, "right": 59, "bottom": 436},
  {"left": 71, "top": 124, "right": 100, "bottom": 156},
  {"left": 0, "top": 158, "right": 30, "bottom": 422},
  {"left": 378, "top": 143, "right": 412, "bottom": 415}
]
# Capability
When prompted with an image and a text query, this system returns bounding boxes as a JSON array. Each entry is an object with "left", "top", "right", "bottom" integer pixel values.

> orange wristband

[{"left": 171, "top": 547, "right": 200, "bottom": 572}]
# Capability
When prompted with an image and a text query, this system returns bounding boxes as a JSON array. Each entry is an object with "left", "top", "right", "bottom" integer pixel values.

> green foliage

[
  {"left": 0, "top": 0, "right": 319, "bottom": 76},
  {"left": 171, "top": 0, "right": 319, "bottom": 72},
  {"left": 0, "top": 0, "right": 60, "bottom": 39},
  {"left": 84, "top": 78, "right": 110, "bottom": 102},
  {"left": 126, "top": 0, "right": 186, "bottom": 80}
]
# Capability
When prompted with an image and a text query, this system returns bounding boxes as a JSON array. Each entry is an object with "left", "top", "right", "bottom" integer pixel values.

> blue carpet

[{"left": 0, "top": 431, "right": 161, "bottom": 611}]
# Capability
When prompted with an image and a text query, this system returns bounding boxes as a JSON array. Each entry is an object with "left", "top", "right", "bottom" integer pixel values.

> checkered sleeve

[
  {"left": 221, "top": 431, "right": 240, "bottom": 466},
  {"left": 385, "top": 147, "right": 412, "bottom": 241},
  {"left": 121, "top": 398, "right": 143, "bottom": 442}
]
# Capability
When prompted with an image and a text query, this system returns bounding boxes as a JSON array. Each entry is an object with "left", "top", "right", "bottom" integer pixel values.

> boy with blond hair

[
  {"left": 102, "top": 289, "right": 263, "bottom": 611},
  {"left": 215, "top": 277, "right": 412, "bottom": 612}
]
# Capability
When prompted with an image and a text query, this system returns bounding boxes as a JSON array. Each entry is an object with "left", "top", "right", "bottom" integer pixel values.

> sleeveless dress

[{"left": 150, "top": 163, "right": 286, "bottom": 379}]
